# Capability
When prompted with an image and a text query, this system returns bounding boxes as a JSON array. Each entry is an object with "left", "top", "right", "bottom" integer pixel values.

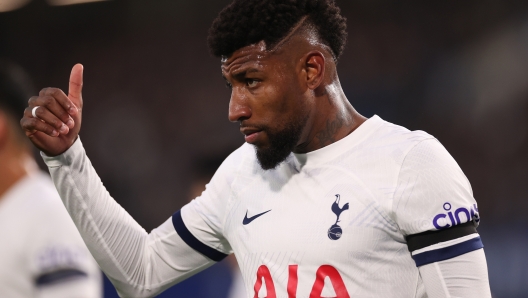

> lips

[{"left": 240, "top": 127, "right": 262, "bottom": 144}]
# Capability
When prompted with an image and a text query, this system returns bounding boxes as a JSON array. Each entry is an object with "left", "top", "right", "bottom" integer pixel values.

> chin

[{"left": 254, "top": 145, "right": 292, "bottom": 171}]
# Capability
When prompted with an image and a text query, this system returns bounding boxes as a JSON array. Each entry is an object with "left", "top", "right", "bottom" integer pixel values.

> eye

[{"left": 246, "top": 79, "right": 259, "bottom": 88}]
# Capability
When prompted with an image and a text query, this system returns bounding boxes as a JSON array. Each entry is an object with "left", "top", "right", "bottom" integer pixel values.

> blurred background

[{"left": 1, "top": 0, "right": 527, "bottom": 297}]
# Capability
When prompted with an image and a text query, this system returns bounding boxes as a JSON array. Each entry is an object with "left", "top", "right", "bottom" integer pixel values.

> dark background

[{"left": 1, "top": 0, "right": 527, "bottom": 297}]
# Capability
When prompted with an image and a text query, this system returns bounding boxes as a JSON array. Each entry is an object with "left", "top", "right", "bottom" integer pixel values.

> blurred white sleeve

[
  {"left": 32, "top": 242, "right": 102, "bottom": 298},
  {"left": 419, "top": 249, "right": 491, "bottom": 298},
  {"left": 41, "top": 138, "right": 216, "bottom": 297}
]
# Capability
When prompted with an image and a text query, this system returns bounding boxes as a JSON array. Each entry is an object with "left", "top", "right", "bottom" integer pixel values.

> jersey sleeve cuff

[
  {"left": 41, "top": 137, "right": 84, "bottom": 168},
  {"left": 406, "top": 221, "right": 484, "bottom": 267},
  {"left": 411, "top": 235, "right": 483, "bottom": 266},
  {"left": 172, "top": 210, "right": 228, "bottom": 262}
]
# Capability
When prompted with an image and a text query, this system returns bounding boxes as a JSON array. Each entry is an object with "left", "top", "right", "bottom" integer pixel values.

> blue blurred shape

[
  {"left": 479, "top": 224, "right": 528, "bottom": 298},
  {"left": 104, "top": 261, "right": 233, "bottom": 298}
]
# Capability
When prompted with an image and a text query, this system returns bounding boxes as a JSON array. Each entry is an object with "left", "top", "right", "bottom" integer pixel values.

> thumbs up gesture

[{"left": 20, "top": 64, "right": 84, "bottom": 156}]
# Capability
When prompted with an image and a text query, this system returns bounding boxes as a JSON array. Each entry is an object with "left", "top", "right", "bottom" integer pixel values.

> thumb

[{"left": 68, "top": 63, "right": 83, "bottom": 107}]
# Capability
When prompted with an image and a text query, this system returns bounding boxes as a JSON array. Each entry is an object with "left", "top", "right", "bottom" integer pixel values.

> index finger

[{"left": 39, "top": 88, "right": 76, "bottom": 116}]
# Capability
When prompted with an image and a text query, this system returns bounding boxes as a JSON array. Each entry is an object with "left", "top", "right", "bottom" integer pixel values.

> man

[
  {"left": 0, "top": 61, "right": 101, "bottom": 297},
  {"left": 20, "top": 0, "right": 492, "bottom": 297}
]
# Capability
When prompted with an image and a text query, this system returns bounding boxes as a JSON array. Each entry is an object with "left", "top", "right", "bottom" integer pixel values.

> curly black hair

[{"left": 207, "top": 0, "right": 347, "bottom": 60}]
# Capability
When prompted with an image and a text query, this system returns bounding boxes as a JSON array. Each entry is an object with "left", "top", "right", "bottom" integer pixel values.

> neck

[
  {"left": 0, "top": 147, "right": 36, "bottom": 200},
  {"left": 294, "top": 80, "right": 367, "bottom": 153}
]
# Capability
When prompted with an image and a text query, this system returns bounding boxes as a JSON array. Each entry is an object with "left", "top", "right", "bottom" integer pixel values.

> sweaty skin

[
  {"left": 18, "top": 14, "right": 491, "bottom": 298},
  {"left": 21, "top": 24, "right": 364, "bottom": 163},
  {"left": 222, "top": 24, "right": 366, "bottom": 155}
]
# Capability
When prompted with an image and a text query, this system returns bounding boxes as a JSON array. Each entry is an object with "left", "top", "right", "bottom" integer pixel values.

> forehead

[{"left": 221, "top": 41, "right": 282, "bottom": 75}]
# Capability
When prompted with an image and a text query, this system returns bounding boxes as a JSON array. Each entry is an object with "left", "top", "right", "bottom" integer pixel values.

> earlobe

[{"left": 304, "top": 51, "right": 325, "bottom": 90}]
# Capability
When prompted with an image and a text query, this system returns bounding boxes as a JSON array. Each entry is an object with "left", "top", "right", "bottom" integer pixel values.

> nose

[{"left": 228, "top": 87, "right": 251, "bottom": 122}]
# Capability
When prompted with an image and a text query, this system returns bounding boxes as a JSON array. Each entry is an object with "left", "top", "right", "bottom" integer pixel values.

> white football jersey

[
  {"left": 42, "top": 114, "right": 488, "bottom": 297},
  {"left": 0, "top": 172, "right": 102, "bottom": 298},
  {"left": 175, "top": 115, "right": 482, "bottom": 297}
]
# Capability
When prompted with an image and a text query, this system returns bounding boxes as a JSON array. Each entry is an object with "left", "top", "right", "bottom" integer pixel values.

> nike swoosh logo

[{"left": 242, "top": 209, "right": 271, "bottom": 225}]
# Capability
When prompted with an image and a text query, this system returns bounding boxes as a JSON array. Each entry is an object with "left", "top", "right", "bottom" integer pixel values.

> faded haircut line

[{"left": 207, "top": 0, "right": 347, "bottom": 60}]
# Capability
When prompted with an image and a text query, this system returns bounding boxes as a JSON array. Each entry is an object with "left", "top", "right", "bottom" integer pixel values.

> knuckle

[
  {"left": 35, "top": 106, "right": 45, "bottom": 117},
  {"left": 23, "top": 118, "right": 36, "bottom": 128},
  {"left": 58, "top": 110, "right": 68, "bottom": 120},
  {"left": 52, "top": 119, "right": 60, "bottom": 128},
  {"left": 42, "top": 88, "right": 59, "bottom": 97},
  {"left": 21, "top": 119, "right": 33, "bottom": 130},
  {"left": 28, "top": 96, "right": 37, "bottom": 105},
  {"left": 40, "top": 87, "right": 55, "bottom": 96},
  {"left": 42, "top": 96, "right": 53, "bottom": 106}
]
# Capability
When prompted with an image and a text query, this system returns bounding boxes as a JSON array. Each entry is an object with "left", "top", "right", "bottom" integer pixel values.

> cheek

[
  {"left": 251, "top": 84, "right": 288, "bottom": 119},
  {"left": 251, "top": 70, "right": 305, "bottom": 125}
]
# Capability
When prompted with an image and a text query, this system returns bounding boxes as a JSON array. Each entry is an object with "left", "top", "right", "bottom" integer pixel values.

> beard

[{"left": 254, "top": 112, "right": 309, "bottom": 170}]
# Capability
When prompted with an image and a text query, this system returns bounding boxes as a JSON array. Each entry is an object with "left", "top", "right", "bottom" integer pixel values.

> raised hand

[{"left": 20, "top": 64, "right": 84, "bottom": 156}]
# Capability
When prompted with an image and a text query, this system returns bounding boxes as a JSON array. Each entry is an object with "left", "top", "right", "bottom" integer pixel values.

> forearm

[
  {"left": 419, "top": 249, "right": 491, "bottom": 298},
  {"left": 42, "top": 138, "right": 213, "bottom": 297},
  {"left": 42, "top": 138, "right": 154, "bottom": 296}
]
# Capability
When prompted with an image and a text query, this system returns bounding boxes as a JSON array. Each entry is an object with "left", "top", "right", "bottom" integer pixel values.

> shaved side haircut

[{"left": 207, "top": 0, "right": 348, "bottom": 60}]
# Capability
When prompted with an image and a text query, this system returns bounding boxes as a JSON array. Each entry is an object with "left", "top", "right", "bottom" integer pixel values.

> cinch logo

[{"left": 433, "top": 202, "right": 480, "bottom": 230}]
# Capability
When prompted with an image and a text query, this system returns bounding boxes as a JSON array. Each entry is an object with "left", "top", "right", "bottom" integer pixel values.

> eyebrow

[
  {"left": 222, "top": 67, "right": 262, "bottom": 84},
  {"left": 231, "top": 67, "right": 261, "bottom": 77}
]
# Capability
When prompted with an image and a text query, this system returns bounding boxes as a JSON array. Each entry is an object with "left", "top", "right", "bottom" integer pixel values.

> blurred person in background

[
  {"left": 19, "top": 0, "right": 492, "bottom": 297},
  {"left": 0, "top": 60, "right": 101, "bottom": 297}
]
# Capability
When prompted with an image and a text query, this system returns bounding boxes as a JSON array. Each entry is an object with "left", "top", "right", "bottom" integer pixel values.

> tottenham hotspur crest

[{"left": 327, "top": 194, "right": 349, "bottom": 240}]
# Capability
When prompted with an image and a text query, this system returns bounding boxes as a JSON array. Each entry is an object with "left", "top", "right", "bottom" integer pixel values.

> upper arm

[
  {"left": 392, "top": 139, "right": 483, "bottom": 266},
  {"left": 172, "top": 147, "right": 245, "bottom": 260},
  {"left": 391, "top": 139, "right": 490, "bottom": 295}
]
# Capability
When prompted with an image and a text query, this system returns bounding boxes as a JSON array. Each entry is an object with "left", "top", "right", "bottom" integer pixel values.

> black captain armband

[{"left": 405, "top": 221, "right": 484, "bottom": 267}]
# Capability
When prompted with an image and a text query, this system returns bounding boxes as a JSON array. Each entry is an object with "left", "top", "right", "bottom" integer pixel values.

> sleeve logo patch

[{"left": 433, "top": 202, "right": 480, "bottom": 230}]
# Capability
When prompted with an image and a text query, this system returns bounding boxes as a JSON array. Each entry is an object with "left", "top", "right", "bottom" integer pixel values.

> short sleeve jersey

[{"left": 174, "top": 115, "right": 482, "bottom": 298}]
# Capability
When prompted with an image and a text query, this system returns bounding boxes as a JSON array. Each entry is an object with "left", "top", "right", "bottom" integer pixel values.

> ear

[{"left": 303, "top": 51, "right": 326, "bottom": 90}]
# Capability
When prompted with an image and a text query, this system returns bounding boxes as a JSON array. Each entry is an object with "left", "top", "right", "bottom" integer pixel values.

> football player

[{"left": 20, "top": 1, "right": 491, "bottom": 297}]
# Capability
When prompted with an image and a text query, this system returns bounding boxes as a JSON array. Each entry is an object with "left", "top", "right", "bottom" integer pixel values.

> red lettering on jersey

[
  {"left": 287, "top": 265, "right": 298, "bottom": 298},
  {"left": 253, "top": 265, "right": 276, "bottom": 298},
  {"left": 309, "top": 265, "right": 350, "bottom": 298}
]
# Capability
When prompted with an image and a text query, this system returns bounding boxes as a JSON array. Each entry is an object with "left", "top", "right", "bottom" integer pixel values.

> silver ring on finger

[{"left": 31, "top": 106, "right": 40, "bottom": 118}]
